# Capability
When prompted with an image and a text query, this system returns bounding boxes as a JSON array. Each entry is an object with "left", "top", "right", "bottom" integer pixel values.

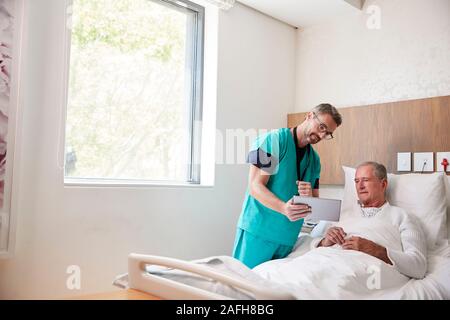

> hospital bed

[{"left": 113, "top": 170, "right": 450, "bottom": 300}]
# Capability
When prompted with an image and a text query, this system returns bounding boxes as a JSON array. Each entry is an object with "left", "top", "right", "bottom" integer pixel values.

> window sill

[{"left": 64, "top": 178, "right": 214, "bottom": 188}]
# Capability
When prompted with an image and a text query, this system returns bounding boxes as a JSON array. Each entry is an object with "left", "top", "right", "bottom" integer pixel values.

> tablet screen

[{"left": 293, "top": 196, "right": 341, "bottom": 222}]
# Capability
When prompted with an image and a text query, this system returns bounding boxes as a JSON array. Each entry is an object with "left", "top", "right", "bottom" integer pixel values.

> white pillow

[
  {"left": 341, "top": 166, "right": 448, "bottom": 249},
  {"left": 445, "top": 176, "right": 450, "bottom": 240}
]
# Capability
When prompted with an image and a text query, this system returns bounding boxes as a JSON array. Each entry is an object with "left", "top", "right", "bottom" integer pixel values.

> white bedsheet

[
  {"left": 248, "top": 215, "right": 450, "bottom": 300},
  {"left": 134, "top": 238, "right": 449, "bottom": 300},
  {"left": 250, "top": 240, "right": 450, "bottom": 299},
  {"left": 122, "top": 216, "right": 450, "bottom": 299}
]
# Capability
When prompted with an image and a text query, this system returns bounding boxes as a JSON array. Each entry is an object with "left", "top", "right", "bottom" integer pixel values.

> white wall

[
  {"left": 295, "top": 0, "right": 450, "bottom": 112},
  {"left": 0, "top": 1, "right": 296, "bottom": 298},
  {"left": 294, "top": 0, "right": 450, "bottom": 199}
]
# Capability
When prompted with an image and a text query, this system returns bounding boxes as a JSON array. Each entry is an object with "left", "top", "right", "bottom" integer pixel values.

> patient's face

[{"left": 354, "top": 166, "right": 387, "bottom": 207}]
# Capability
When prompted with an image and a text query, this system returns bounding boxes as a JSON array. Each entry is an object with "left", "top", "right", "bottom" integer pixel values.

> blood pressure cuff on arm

[
  {"left": 247, "top": 149, "right": 278, "bottom": 173},
  {"left": 246, "top": 131, "right": 280, "bottom": 175}
]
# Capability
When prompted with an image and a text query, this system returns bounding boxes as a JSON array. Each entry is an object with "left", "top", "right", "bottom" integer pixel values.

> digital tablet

[{"left": 292, "top": 196, "right": 341, "bottom": 222}]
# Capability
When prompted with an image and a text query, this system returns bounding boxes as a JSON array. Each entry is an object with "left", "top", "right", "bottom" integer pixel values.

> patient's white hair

[{"left": 357, "top": 161, "right": 387, "bottom": 181}]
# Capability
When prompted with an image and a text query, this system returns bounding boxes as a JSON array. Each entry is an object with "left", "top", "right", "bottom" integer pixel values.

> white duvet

[
  {"left": 146, "top": 243, "right": 450, "bottom": 300},
  {"left": 137, "top": 239, "right": 449, "bottom": 300},
  {"left": 249, "top": 216, "right": 450, "bottom": 299}
]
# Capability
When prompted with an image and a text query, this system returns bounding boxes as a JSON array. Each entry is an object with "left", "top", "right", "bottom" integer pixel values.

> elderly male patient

[{"left": 316, "top": 161, "right": 427, "bottom": 279}]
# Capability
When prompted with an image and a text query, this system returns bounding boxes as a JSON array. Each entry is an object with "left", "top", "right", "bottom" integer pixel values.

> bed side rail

[{"left": 128, "top": 253, "right": 294, "bottom": 300}]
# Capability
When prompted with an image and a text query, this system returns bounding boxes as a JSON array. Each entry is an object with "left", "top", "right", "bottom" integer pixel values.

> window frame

[{"left": 62, "top": 0, "right": 205, "bottom": 186}]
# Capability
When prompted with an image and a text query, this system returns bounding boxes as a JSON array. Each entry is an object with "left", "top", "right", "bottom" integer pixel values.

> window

[{"left": 64, "top": 0, "right": 204, "bottom": 185}]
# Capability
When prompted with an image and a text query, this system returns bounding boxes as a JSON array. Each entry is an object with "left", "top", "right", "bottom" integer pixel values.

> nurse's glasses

[{"left": 312, "top": 112, "right": 334, "bottom": 140}]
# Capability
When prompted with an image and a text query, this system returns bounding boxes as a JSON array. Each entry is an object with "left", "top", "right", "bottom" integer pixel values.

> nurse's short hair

[
  {"left": 312, "top": 103, "right": 342, "bottom": 127},
  {"left": 357, "top": 161, "right": 388, "bottom": 181}
]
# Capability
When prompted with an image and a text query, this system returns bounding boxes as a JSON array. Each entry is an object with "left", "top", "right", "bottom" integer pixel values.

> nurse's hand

[
  {"left": 318, "top": 227, "right": 347, "bottom": 247},
  {"left": 297, "top": 181, "right": 312, "bottom": 197},
  {"left": 283, "top": 198, "right": 311, "bottom": 222}
]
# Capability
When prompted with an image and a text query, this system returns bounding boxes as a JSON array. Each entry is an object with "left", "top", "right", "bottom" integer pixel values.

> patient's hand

[
  {"left": 342, "top": 236, "right": 392, "bottom": 265},
  {"left": 318, "top": 227, "right": 347, "bottom": 247}
]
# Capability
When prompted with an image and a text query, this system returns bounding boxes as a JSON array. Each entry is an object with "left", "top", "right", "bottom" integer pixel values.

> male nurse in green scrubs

[{"left": 233, "top": 103, "right": 342, "bottom": 268}]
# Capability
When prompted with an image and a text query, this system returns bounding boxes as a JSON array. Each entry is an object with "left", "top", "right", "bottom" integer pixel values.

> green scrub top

[{"left": 237, "top": 128, "right": 321, "bottom": 246}]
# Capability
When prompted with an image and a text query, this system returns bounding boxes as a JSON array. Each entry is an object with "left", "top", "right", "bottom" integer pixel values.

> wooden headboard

[{"left": 287, "top": 96, "right": 450, "bottom": 185}]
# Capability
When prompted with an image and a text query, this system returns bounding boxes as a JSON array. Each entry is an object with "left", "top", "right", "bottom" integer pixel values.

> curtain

[{"left": 0, "top": 0, "right": 14, "bottom": 207}]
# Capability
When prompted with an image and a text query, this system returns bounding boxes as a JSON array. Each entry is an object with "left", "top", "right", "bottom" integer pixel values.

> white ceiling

[{"left": 237, "top": 0, "right": 363, "bottom": 28}]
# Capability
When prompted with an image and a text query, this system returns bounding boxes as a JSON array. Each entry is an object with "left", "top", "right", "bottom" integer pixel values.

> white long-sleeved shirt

[{"left": 312, "top": 202, "right": 428, "bottom": 279}]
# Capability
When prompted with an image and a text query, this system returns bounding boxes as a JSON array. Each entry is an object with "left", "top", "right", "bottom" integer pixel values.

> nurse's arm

[
  {"left": 312, "top": 189, "right": 319, "bottom": 197},
  {"left": 248, "top": 165, "right": 310, "bottom": 222}
]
